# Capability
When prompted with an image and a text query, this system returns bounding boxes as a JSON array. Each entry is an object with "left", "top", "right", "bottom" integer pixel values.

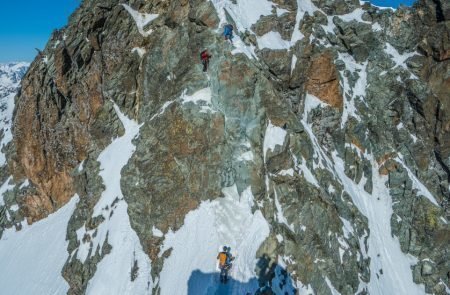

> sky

[
  {"left": 0, "top": 0, "right": 416, "bottom": 63},
  {"left": 369, "top": 0, "right": 416, "bottom": 8},
  {"left": 0, "top": 0, "right": 80, "bottom": 62}
]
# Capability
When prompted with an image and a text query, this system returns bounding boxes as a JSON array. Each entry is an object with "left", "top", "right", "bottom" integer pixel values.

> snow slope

[
  {"left": 75, "top": 104, "right": 153, "bottom": 295},
  {"left": 331, "top": 152, "right": 425, "bottom": 294},
  {"left": 301, "top": 97, "right": 427, "bottom": 294},
  {"left": 0, "top": 195, "right": 78, "bottom": 295},
  {"left": 158, "top": 185, "right": 270, "bottom": 295}
]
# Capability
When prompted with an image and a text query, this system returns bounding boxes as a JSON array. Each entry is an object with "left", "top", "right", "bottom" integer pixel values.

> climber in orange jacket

[{"left": 217, "top": 246, "right": 234, "bottom": 283}]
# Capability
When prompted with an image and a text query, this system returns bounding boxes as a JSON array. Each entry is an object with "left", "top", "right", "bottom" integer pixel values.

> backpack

[
  {"left": 224, "top": 25, "right": 232, "bottom": 35},
  {"left": 218, "top": 252, "right": 227, "bottom": 266}
]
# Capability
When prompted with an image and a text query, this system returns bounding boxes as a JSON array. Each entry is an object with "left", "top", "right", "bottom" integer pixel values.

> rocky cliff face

[
  {"left": 0, "top": 0, "right": 449, "bottom": 294},
  {"left": 0, "top": 62, "right": 28, "bottom": 227}
]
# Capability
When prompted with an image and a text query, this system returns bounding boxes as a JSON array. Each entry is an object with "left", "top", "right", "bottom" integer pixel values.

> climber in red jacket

[{"left": 200, "top": 49, "right": 212, "bottom": 72}]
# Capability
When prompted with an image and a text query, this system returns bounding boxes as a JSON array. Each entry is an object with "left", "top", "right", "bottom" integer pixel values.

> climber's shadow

[
  {"left": 187, "top": 254, "right": 296, "bottom": 295},
  {"left": 187, "top": 269, "right": 258, "bottom": 295}
]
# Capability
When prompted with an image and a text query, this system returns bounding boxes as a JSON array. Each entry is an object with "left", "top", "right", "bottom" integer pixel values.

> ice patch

[
  {"left": 296, "top": 156, "right": 320, "bottom": 187},
  {"left": 230, "top": 37, "right": 258, "bottom": 59},
  {"left": 236, "top": 151, "right": 254, "bottom": 162},
  {"left": 257, "top": 31, "right": 291, "bottom": 50},
  {"left": 337, "top": 235, "right": 350, "bottom": 263},
  {"left": 291, "top": 54, "right": 298, "bottom": 75},
  {"left": 122, "top": 4, "right": 159, "bottom": 37},
  {"left": 77, "top": 160, "right": 84, "bottom": 173},
  {"left": 263, "top": 121, "right": 287, "bottom": 162},
  {"left": 395, "top": 155, "right": 439, "bottom": 206},
  {"left": 181, "top": 88, "right": 216, "bottom": 113},
  {"left": 328, "top": 184, "right": 336, "bottom": 193},
  {"left": 181, "top": 88, "right": 212, "bottom": 104},
  {"left": 132, "top": 47, "right": 147, "bottom": 58},
  {"left": 276, "top": 234, "right": 284, "bottom": 243},
  {"left": 278, "top": 168, "right": 294, "bottom": 176},
  {"left": 150, "top": 100, "right": 176, "bottom": 121},
  {"left": 384, "top": 43, "right": 419, "bottom": 79},
  {"left": 339, "top": 217, "right": 355, "bottom": 239},
  {"left": 152, "top": 226, "right": 164, "bottom": 238},
  {"left": 303, "top": 93, "right": 329, "bottom": 120},
  {"left": 372, "top": 22, "right": 382, "bottom": 32},
  {"left": 337, "top": 8, "right": 369, "bottom": 23},
  {"left": 276, "top": 7, "right": 289, "bottom": 16},
  {"left": 274, "top": 188, "right": 295, "bottom": 232}
]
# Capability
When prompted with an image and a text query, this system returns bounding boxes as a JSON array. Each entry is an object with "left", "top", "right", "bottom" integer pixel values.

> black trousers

[{"left": 202, "top": 59, "right": 209, "bottom": 72}]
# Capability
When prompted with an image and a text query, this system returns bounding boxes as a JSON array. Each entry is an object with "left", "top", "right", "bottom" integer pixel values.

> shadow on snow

[{"left": 187, "top": 255, "right": 297, "bottom": 295}]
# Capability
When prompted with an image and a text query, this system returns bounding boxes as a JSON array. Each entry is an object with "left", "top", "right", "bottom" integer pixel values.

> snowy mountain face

[
  {"left": 0, "top": 0, "right": 449, "bottom": 294},
  {"left": 0, "top": 62, "right": 28, "bottom": 167}
]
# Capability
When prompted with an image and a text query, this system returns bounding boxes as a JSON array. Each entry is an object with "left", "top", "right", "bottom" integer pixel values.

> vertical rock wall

[{"left": 1, "top": 0, "right": 448, "bottom": 294}]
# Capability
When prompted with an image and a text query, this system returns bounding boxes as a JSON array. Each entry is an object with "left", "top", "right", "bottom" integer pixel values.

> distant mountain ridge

[
  {"left": 0, "top": 62, "right": 29, "bottom": 97},
  {"left": 0, "top": 62, "right": 28, "bottom": 167}
]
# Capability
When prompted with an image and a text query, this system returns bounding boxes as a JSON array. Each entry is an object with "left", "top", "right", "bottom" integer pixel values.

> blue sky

[
  {"left": 369, "top": 0, "right": 416, "bottom": 8},
  {"left": 0, "top": 0, "right": 415, "bottom": 63},
  {"left": 0, "top": 0, "right": 80, "bottom": 62}
]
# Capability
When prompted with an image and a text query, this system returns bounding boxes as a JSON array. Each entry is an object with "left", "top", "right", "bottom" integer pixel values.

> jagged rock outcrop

[
  {"left": 306, "top": 51, "right": 342, "bottom": 109},
  {"left": 1, "top": 0, "right": 449, "bottom": 294}
]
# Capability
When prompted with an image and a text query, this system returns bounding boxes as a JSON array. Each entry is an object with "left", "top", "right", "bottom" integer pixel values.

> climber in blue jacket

[{"left": 223, "top": 24, "right": 234, "bottom": 43}]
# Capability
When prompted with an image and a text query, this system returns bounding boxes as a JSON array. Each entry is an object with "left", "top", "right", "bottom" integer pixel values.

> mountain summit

[{"left": 0, "top": 0, "right": 449, "bottom": 294}]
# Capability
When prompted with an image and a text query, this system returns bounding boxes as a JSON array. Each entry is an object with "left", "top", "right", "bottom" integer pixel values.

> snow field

[
  {"left": 0, "top": 195, "right": 79, "bottom": 295},
  {"left": 158, "top": 185, "right": 270, "bottom": 295},
  {"left": 300, "top": 95, "right": 427, "bottom": 294},
  {"left": 331, "top": 152, "right": 425, "bottom": 294},
  {"left": 75, "top": 104, "right": 152, "bottom": 295}
]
